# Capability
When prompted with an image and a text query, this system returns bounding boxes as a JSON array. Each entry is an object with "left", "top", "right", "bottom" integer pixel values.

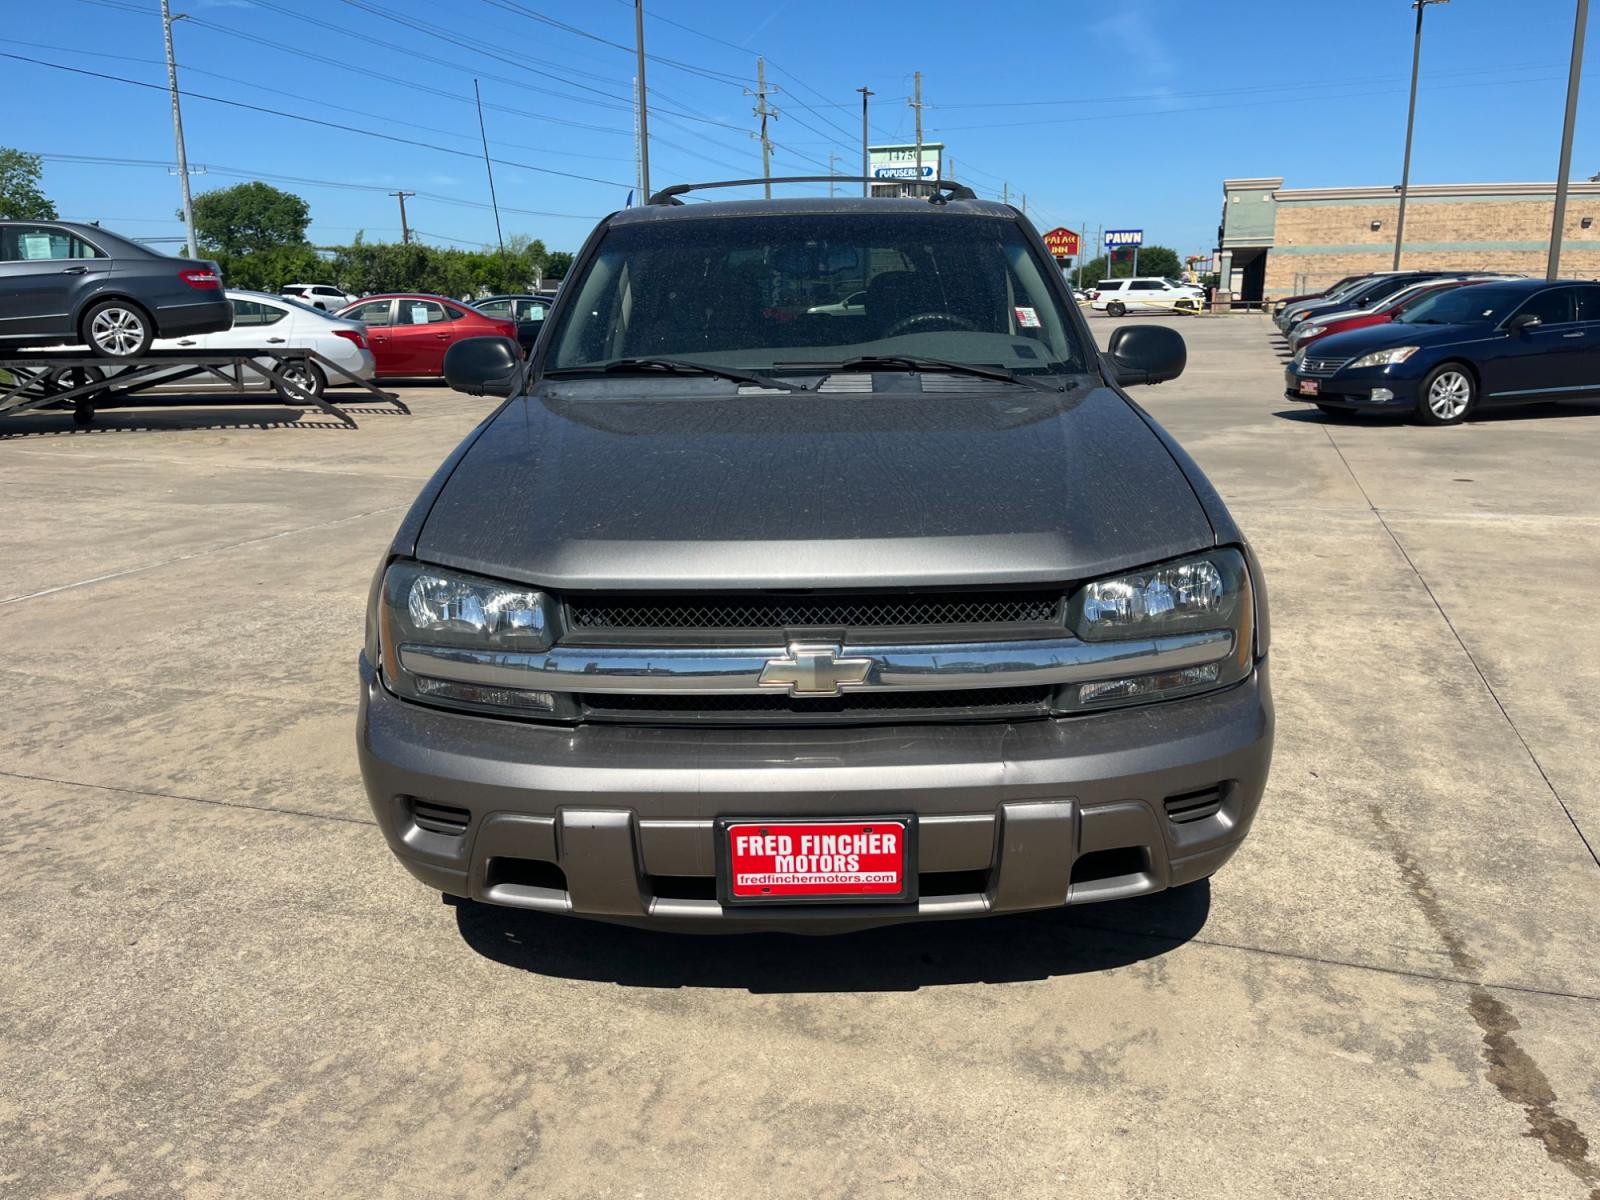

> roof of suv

[{"left": 607, "top": 194, "right": 1017, "bottom": 225}]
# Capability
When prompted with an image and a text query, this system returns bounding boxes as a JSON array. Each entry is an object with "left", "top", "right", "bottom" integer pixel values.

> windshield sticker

[{"left": 1014, "top": 306, "right": 1041, "bottom": 328}]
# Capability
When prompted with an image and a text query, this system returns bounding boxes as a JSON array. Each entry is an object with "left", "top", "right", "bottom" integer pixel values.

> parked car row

[
  {"left": 0, "top": 220, "right": 534, "bottom": 383},
  {"left": 1283, "top": 276, "right": 1600, "bottom": 425}
]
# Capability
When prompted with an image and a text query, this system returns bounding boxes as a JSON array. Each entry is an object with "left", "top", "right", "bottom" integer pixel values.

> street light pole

[
  {"left": 1393, "top": 0, "right": 1449, "bottom": 270},
  {"left": 857, "top": 86, "right": 873, "bottom": 197},
  {"left": 1547, "top": 0, "right": 1589, "bottom": 280},
  {"left": 160, "top": 0, "right": 198, "bottom": 260}
]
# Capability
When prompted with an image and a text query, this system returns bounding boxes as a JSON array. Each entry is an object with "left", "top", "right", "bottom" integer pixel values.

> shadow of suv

[{"left": 0, "top": 220, "right": 231, "bottom": 358}]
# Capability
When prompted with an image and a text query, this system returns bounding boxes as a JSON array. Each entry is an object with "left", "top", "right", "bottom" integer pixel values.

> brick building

[{"left": 1216, "top": 176, "right": 1600, "bottom": 304}]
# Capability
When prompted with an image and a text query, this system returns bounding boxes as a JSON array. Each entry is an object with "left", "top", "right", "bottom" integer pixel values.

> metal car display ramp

[{"left": 0, "top": 348, "right": 408, "bottom": 428}]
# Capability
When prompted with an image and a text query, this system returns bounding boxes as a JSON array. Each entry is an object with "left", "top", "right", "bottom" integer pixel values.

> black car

[
  {"left": 1286, "top": 278, "right": 1600, "bottom": 424},
  {"left": 471, "top": 293, "right": 551, "bottom": 354},
  {"left": 1281, "top": 271, "right": 1456, "bottom": 334},
  {"left": 0, "top": 220, "right": 231, "bottom": 358},
  {"left": 356, "top": 179, "right": 1274, "bottom": 933}
]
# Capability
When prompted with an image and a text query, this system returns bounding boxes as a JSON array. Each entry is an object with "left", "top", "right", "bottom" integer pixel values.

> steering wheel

[{"left": 884, "top": 311, "right": 979, "bottom": 338}]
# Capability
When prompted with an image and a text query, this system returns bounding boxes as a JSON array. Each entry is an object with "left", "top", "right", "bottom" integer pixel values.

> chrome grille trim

[
  {"left": 1297, "top": 355, "right": 1350, "bottom": 377},
  {"left": 397, "top": 629, "right": 1234, "bottom": 696}
]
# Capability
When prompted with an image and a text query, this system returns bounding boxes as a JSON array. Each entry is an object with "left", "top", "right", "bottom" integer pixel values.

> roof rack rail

[{"left": 646, "top": 176, "right": 979, "bottom": 206}]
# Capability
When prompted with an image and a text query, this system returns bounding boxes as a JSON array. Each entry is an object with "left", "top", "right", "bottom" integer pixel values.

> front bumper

[
  {"left": 1284, "top": 364, "right": 1420, "bottom": 411},
  {"left": 356, "top": 655, "right": 1274, "bottom": 933}
]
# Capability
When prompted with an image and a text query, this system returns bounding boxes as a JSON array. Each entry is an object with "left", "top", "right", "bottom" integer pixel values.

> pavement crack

[
  {"left": 0, "top": 767, "right": 376, "bottom": 828},
  {"left": 0, "top": 502, "right": 409, "bottom": 607},
  {"left": 1319, "top": 423, "right": 1599, "bottom": 871},
  {"left": 1370, "top": 803, "right": 1600, "bottom": 1193}
]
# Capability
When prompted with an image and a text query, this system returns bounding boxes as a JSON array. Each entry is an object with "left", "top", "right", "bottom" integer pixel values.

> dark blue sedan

[{"left": 1284, "top": 279, "right": 1600, "bottom": 425}]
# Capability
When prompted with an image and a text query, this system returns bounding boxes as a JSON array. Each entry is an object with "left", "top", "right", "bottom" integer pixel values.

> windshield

[
  {"left": 543, "top": 212, "right": 1088, "bottom": 377},
  {"left": 1396, "top": 283, "right": 1526, "bottom": 326}
]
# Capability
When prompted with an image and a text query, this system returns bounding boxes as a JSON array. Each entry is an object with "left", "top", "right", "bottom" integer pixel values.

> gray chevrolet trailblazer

[{"left": 356, "top": 179, "right": 1273, "bottom": 933}]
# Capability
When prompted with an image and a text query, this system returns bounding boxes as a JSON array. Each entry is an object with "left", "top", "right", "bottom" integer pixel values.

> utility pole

[
  {"left": 160, "top": 0, "right": 197, "bottom": 260},
  {"left": 910, "top": 71, "right": 925, "bottom": 196},
  {"left": 856, "top": 86, "right": 874, "bottom": 197},
  {"left": 1002, "top": 182, "right": 1009, "bottom": 206},
  {"left": 746, "top": 58, "right": 778, "bottom": 199},
  {"left": 828, "top": 151, "right": 837, "bottom": 198},
  {"left": 632, "top": 75, "right": 642, "bottom": 202},
  {"left": 1394, "top": 0, "right": 1450, "bottom": 269},
  {"left": 634, "top": 0, "right": 651, "bottom": 199},
  {"left": 1548, "top": 0, "right": 1589, "bottom": 280},
  {"left": 389, "top": 191, "right": 415, "bottom": 245}
]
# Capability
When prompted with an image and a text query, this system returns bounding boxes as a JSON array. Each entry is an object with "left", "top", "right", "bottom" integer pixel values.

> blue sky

[{"left": 7, "top": 0, "right": 1596, "bottom": 259}]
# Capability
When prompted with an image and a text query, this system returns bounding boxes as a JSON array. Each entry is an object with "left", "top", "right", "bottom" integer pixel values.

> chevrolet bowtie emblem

[{"left": 757, "top": 643, "right": 875, "bottom": 697}]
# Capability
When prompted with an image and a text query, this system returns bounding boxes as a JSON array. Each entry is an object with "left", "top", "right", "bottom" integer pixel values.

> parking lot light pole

[
  {"left": 1393, "top": 0, "right": 1449, "bottom": 270},
  {"left": 161, "top": 0, "right": 198, "bottom": 261},
  {"left": 857, "top": 86, "right": 873, "bottom": 197},
  {"left": 1547, "top": 0, "right": 1589, "bottom": 280},
  {"left": 634, "top": 0, "right": 650, "bottom": 200}
]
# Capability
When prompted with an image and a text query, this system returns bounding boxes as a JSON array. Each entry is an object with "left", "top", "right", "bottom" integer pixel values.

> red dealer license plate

[
  {"left": 720, "top": 818, "right": 915, "bottom": 904},
  {"left": 1299, "top": 378, "right": 1320, "bottom": 396}
]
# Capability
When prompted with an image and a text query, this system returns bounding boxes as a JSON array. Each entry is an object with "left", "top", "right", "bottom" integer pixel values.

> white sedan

[{"left": 142, "top": 290, "right": 376, "bottom": 398}]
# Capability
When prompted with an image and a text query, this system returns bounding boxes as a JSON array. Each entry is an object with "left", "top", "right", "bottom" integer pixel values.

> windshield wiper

[
  {"left": 807, "top": 354, "right": 1065, "bottom": 393},
  {"left": 552, "top": 356, "right": 806, "bottom": 393}
]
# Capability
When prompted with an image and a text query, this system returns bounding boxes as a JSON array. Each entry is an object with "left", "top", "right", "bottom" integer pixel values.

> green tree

[
  {"left": 544, "top": 250, "right": 574, "bottom": 281},
  {"left": 189, "top": 181, "right": 311, "bottom": 256},
  {"left": 1077, "top": 244, "right": 1183, "bottom": 288},
  {"left": 0, "top": 147, "right": 57, "bottom": 220}
]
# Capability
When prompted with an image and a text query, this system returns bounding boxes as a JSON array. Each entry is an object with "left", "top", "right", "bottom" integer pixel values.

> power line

[
  {"left": 8, "top": 37, "right": 631, "bottom": 163},
  {"left": 31, "top": 152, "right": 605, "bottom": 220},
  {"left": 65, "top": 0, "right": 634, "bottom": 135},
  {"left": 0, "top": 53, "right": 632, "bottom": 189}
]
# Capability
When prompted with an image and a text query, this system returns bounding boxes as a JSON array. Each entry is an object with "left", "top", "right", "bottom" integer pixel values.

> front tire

[
  {"left": 1417, "top": 364, "right": 1475, "bottom": 425},
  {"left": 81, "top": 300, "right": 153, "bottom": 358}
]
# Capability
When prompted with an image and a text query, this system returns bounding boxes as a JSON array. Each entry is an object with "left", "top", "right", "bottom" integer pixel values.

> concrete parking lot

[{"left": 2, "top": 318, "right": 1598, "bottom": 1199}]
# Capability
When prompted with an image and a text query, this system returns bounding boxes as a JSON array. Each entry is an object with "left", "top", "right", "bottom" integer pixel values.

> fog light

[
  {"left": 1371, "top": 387, "right": 1395, "bottom": 402},
  {"left": 414, "top": 676, "right": 556, "bottom": 711},
  {"left": 1076, "top": 663, "right": 1221, "bottom": 707}
]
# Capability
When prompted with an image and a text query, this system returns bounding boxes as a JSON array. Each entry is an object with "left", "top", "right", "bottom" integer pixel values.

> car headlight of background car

[
  {"left": 378, "top": 560, "right": 575, "bottom": 719},
  {"left": 1347, "top": 345, "right": 1419, "bottom": 369},
  {"left": 1056, "top": 548, "right": 1255, "bottom": 712},
  {"left": 1296, "top": 324, "right": 1325, "bottom": 340}
]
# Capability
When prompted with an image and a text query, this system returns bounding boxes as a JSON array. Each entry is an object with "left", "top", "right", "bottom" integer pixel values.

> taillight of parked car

[
  {"left": 178, "top": 269, "right": 221, "bottom": 289},
  {"left": 332, "top": 329, "right": 368, "bottom": 350}
]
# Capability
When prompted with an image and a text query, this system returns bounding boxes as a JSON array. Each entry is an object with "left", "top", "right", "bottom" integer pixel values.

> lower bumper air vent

[
  {"left": 1163, "top": 786, "right": 1226, "bottom": 825},
  {"left": 409, "top": 798, "right": 471, "bottom": 836}
]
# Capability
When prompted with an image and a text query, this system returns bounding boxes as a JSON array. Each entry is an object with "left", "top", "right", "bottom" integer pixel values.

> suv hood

[{"left": 415, "top": 382, "right": 1216, "bottom": 591}]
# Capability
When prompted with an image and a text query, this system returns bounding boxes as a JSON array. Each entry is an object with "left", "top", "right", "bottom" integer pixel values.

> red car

[
  {"left": 334, "top": 293, "right": 518, "bottom": 378},
  {"left": 1290, "top": 280, "right": 1475, "bottom": 352}
]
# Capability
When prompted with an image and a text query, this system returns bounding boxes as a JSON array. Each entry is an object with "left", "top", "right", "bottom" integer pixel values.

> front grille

[
  {"left": 566, "top": 591, "right": 1061, "bottom": 632},
  {"left": 1298, "top": 355, "right": 1350, "bottom": 377},
  {"left": 581, "top": 686, "right": 1051, "bottom": 725}
]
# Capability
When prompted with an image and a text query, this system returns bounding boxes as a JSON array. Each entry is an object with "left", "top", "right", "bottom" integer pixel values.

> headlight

[
  {"left": 378, "top": 560, "right": 572, "bottom": 718},
  {"left": 1297, "top": 324, "right": 1324, "bottom": 339},
  {"left": 1348, "top": 345, "right": 1419, "bottom": 368},
  {"left": 1056, "top": 548, "right": 1255, "bottom": 712},
  {"left": 1290, "top": 347, "right": 1306, "bottom": 367}
]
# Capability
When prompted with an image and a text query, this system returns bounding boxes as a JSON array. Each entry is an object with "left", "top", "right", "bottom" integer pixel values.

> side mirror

[
  {"left": 1108, "top": 324, "right": 1187, "bottom": 386},
  {"left": 444, "top": 336, "right": 522, "bottom": 397},
  {"left": 1505, "top": 312, "right": 1541, "bottom": 332}
]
